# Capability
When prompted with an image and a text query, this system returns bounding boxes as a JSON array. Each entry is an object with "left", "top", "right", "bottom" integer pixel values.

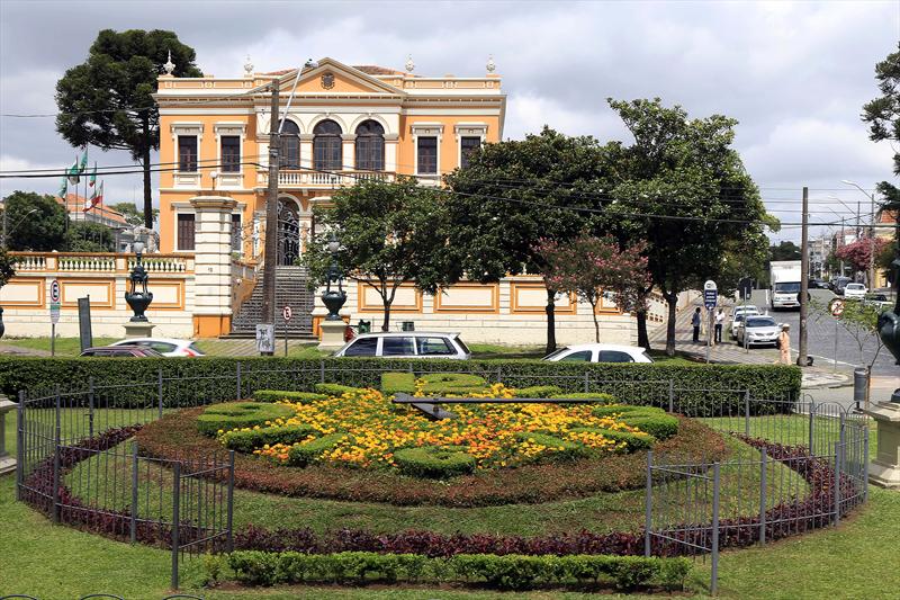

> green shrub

[
  {"left": 196, "top": 402, "right": 295, "bottom": 436},
  {"left": 514, "top": 432, "right": 588, "bottom": 463},
  {"left": 314, "top": 383, "right": 367, "bottom": 396},
  {"left": 381, "top": 372, "right": 416, "bottom": 395},
  {"left": 511, "top": 385, "right": 563, "bottom": 398},
  {"left": 550, "top": 392, "right": 616, "bottom": 403},
  {"left": 220, "top": 424, "right": 316, "bottom": 453},
  {"left": 287, "top": 433, "right": 347, "bottom": 467},
  {"left": 418, "top": 372, "right": 488, "bottom": 395},
  {"left": 569, "top": 427, "right": 656, "bottom": 451},
  {"left": 253, "top": 390, "right": 328, "bottom": 404},
  {"left": 591, "top": 405, "right": 679, "bottom": 440},
  {"left": 394, "top": 445, "right": 477, "bottom": 479}
]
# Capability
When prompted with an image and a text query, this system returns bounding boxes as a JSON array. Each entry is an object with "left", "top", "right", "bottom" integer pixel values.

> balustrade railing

[
  {"left": 265, "top": 169, "right": 396, "bottom": 187},
  {"left": 10, "top": 252, "right": 195, "bottom": 274}
]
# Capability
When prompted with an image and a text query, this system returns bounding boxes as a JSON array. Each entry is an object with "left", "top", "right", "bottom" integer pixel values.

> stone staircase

[{"left": 226, "top": 266, "right": 317, "bottom": 339}]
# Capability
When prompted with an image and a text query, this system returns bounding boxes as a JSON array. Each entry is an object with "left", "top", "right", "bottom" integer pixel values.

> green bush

[
  {"left": 591, "top": 405, "right": 679, "bottom": 440},
  {"left": 314, "top": 383, "right": 367, "bottom": 396},
  {"left": 511, "top": 385, "right": 563, "bottom": 398},
  {"left": 418, "top": 372, "right": 488, "bottom": 395},
  {"left": 393, "top": 445, "right": 477, "bottom": 479},
  {"left": 569, "top": 427, "right": 656, "bottom": 451},
  {"left": 253, "top": 390, "right": 328, "bottom": 404},
  {"left": 514, "top": 432, "right": 588, "bottom": 463},
  {"left": 381, "top": 372, "right": 416, "bottom": 396},
  {"left": 550, "top": 392, "right": 617, "bottom": 403},
  {"left": 224, "top": 550, "right": 691, "bottom": 591},
  {"left": 196, "top": 402, "right": 295, "bottom": 436},
  {"left": 287, "top": 433, "right": 347, "bottom": 467},
  {"left": 220, "top": 424, "right": 316, "bottom": 453}
]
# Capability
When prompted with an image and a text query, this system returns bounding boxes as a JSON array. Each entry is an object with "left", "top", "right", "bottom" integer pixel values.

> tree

[
  {"left": 108, "top": 201, "right": 159, "bottom": 227},
  {"left": 65, "top": 221, "right": 116, "bottom": 252},
  {"left": 769, "top": 241, "right": 801, "bottom": 262},
  {"left": 538, "top": 235, "right": 649, "bottom": 342},
  {"left": 445, "top": 128, "right": 607, "bottom": 353},
  {"left": 2, "top": 191, "right": 67, "bottom": 251},
  {"left": 600, "top": 98, "right": 775, "bottom": 355},
  {"left": 0, "top": 247, "right": 15, "bottom": 289},
  {"left": 835, "top": 237, "right": 890, "bottom": 275},
  {"left": 56, "top": 30, "right": 202, "bottom": 229},
  {"left": 302, "top": 178, "right": 454, "bottom": 332},
  {"left": 862, "top": 42, "right": 900, "bottom": 178}
]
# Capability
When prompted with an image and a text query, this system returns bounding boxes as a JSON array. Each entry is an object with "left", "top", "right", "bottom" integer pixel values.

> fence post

[
  {"left": 583, "top": 371, "right": 590, "bottom": 394},
  {"left": 644, "top": 450, "right": 653, "bottom": 557},
  {"left": 833, "top": 442, "right": 842, "bottom": 526},
  {"left": 226, "top": 450, "right": 235, "bottom": 552},
  {"left": 52, "top": 385, "right": 61, "bottom": 524},
  {"left": 157, "top": 368, "right": 164, "bottom": 419},
  {"left": 667, "top": 380, "right": 674, "bottom": 413},
  {"left": 863, "top": 427, "right": 869, "bottom": 502},
  {"left": 236, "top": 361, "right": 242, "bottom": 401},
  {"left": 15, "top": 391, "right": 25, "bottom": 501},
  {"left": 319, "top": 359, "right": 326, "bottom": 384},
  {"left": 759, "top": 448, "right": 767, "bottom": 545},
  {"left": 171, "top": 462, "right": 181, "bottom": 590},
  {"left": 711, "top": 462, "right": 720, "bottom": 595},
  {"left": 496, "top": 366, "right": 502, "bottom": 385},
  {"left": 808, "top": 402, "right": 816, "bottom": 455},
  {"left": 839, "top": 413, "right": 846, "bottom": 448},
  {"left": 744, "top": 390, "right": 751, "bottom": 437},
  {"left": 130, "top": 441, "right": 139, "bottom": 544},
  {"left": 88, "top": 376, "right": 95, "bottom": 438}
]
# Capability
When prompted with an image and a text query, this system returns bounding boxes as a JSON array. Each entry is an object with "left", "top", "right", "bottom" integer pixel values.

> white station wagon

[
  {"left": 542, "top": 344, "right": 654, "bottom": 364},
  {"left": 334, "top": 332, "right": 471, "bottom": 359}
]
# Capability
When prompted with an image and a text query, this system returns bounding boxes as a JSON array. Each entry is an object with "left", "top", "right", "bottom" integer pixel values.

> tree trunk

[
  {"left": 635, "top": 309, "right": 650, "bottom": 350},
  {"left": 591, "top": 304, "right": 601, "bottom": 343},
  {"left": 382, "top": 299, "right": 392, "bottom": 332},
  {"left": 545, "top": 287, "right": 557, "bottom": 354},
  {"left": 141, "top": 113, "right": 152, "bottom": 230},
  {"left": 663, "top": 291, "right": 678, "bottom": 357}
]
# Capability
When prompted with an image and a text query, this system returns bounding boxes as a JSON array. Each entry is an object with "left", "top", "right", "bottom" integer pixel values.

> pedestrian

[
  {"left": 692, "top": 307, "right": 702, "bottom": 343},
  {"left": 715, "top": 307, "right": 724, "bottom": 344},
  {"left": 778, "top": 324, "right": 791, "bottom": 365}
]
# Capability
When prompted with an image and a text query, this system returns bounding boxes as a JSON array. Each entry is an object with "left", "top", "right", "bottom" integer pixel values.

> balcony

[{"left": 258, "top": 170, "right": 396, "bottom": 188}]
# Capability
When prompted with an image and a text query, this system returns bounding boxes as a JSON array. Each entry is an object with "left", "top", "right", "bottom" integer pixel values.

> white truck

[{"left": 770, "top": 260, "right": 802, "bottom": 310}]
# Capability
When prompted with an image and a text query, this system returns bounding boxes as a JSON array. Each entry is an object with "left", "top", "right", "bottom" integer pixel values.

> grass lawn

[{"left": 0, "top": 336, "right": 118, "bottom": 356}]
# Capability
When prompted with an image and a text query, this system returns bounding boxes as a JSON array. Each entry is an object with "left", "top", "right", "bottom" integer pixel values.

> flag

[
  {"left": 66, "top": 156, "right": 81, "bottom": 185},
  {"left": 79, "top": 148, "right": 88, "bottom": 172},
  {"left": 84, "top": 181, "right": 103, "bottom": 213},
  {"left": 58, "top": 176, "right": 68, "bottom": 200},
  {"left": 88, "top": 162, "right": 97, "bottom": 188}
]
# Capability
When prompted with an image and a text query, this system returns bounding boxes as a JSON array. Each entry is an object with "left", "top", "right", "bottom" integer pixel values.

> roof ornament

[
  {"left": 163, "top": 50, "right": 175, "bottom": 75},
  {"left": 405, "top": 54, "right": 415, "bottom": 73},
  {"left": 486, "top": 54, "right": 496, "bottom": 73},
  {"left": 243, "top": 54, "right": 254, "bottom": 76}
]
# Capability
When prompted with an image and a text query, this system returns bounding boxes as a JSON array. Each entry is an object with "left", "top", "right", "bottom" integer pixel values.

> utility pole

[
  {"left": 259, "top": 82, "right": 280, "bottom": 356},
  {"left": 798, "top": 186, "right": 809, "bottom": 367}
]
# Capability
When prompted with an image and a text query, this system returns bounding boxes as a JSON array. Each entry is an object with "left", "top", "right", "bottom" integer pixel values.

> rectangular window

[
  {"left": 221, "top": 135, "right": 240, "bottom": 173},
  {"left": 178, "top": 136, "right": 198, "bottom": 172},
  {"left": 177, "top": 213, "right": 195, "bottom": 251},
  {"left": 460, "top": 136, "right": 481, "bottom": 168},
  {"left": 417, "top": 136, "right": 437, "bottom": 174},
  {"left": 231, "top": 213, "right": 242, "bottom": 252}
]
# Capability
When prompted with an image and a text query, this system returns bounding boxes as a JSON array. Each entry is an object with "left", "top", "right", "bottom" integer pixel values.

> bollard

[{"left": 852, "top": 368, "right": 868, "bottom": 412}]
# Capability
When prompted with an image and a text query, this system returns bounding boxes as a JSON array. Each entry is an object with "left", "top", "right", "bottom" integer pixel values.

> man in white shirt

[{"left": 714, "top": 308, "right": 725, "bottom": 344}]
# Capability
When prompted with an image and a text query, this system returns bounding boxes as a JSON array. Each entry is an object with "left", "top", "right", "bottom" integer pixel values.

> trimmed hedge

[
  {"left": 314, "top": 383, "right": 366, "bottom": 396},
  {"left": 196, "top": 402, "right": 295, "bottom": 436},
  {"left": 287, "top": 433, "right": 347, "bottom": 467},
  {"left": 418, "top": 372, "right": 488, "bottom": 395},
  {"left": 1, "top": 356, "right": 801, "bottom": 415},
  {"left": 225, "top": 550, "right": 691, "bottom": 591},
  {"left": 381, "top": 372, "right": 416, "bottom": 396},
  {"left": 551, "top": 392, "right": 617, "bottom": 403},
  {"left": 253, "top": 390, "right": 329, "bottom": 404},
  {"left": 592, "top": 405, "right": 679, "bottom": 440},
  {"left": 393, "top": 446, "right": 477, "bottom": 479},
  {"left": 570, "top": 427, "right": 656, "bottom": 451},
  {"left": 514, "top": 432, "right": 588, "bottom": 463},
  {"left": 221, "top": 424, "right": 315, "bottom": 453},
  {"left": 512, "top": 385, "right": 563, "bottom": 398}
]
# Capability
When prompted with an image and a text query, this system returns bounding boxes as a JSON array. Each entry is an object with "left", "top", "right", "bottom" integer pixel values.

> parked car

[
  {"left": 108, "top": 337, "right": 205, "bottom": 357},
  {"left": 808, "top": 278, "right": 829, "bottom": 289},
  {"left": 334, "top": 332, "right": 471, "bottom": 359},
  {"left": 843, "top": 283, "right": 867, "bottom": 300},
  {"left": 80, "top": 345, "right": 164, "bottom": 358},
  {"left": 735, "top": 316, "right": 781, "bottom": 348},
  {"left": 832, "top": 277, "right": 852, "bottom": 295},
  {"left": 542, "top": 344, "right": 653, "bottom": 364},
  {"left": 863, "top": 293, "right": 891, "bottom": 309},
  {"left": 729, "top": 305, "right": 760, "bottom": 340}
]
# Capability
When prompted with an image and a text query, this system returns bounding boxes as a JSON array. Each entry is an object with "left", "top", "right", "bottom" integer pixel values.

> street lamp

[
  {"left": 321, "top": 232, "right": 346, "bottom": 321},
  {"left": 841, "top": 180, "right": 879, "bottom": 290},
  {"left": 124, "top": 239, "right": 153, "bottom": 321}
]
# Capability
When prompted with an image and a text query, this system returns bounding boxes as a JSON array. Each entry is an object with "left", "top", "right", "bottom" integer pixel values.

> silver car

[
  {"left": 334, "top": 332, "right": 471, "bottom": 359},
  {"left": 736, "top": 316, "right": 781, "bottom": 348}
]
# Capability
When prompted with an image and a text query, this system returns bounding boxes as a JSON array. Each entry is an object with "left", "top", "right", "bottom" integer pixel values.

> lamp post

[
  {"left": 123, "top": 240, "right": 154, "bottom": 335},
  {"left": 317, "top": 232, "right": 349, "bottom": 352},
  {"left": 841, "top": 181, "right": 879, "bottom": 290}
]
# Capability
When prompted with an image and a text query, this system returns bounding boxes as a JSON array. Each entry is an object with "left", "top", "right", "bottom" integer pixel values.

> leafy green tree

[
  {"left": 600, "top": 98, "right": 776, "bottom": 355},
  {"left": 2, "top": 191, "right": 67, "bottom": 251},
  {"left": 65, "top": 221, "right": 116, "bottom": 252},
  {"left": 0, "top": 247, "right": 15, "bottom": 289},
  {"left": 56, "top": 29, "right": 202, "bottom": 229},
  {"left": 302, "top": 178, "right": 454, "bottom": 332},
  {"left": 862, "top": 42, "right": 900, "bottom": 178},
  {"left": 769, "top": 241, "right": 802, "bottom": 262},
  {"left": 108, "top": 201, "right": 158, "bottom": 227},
  {"left": 444, "top": 128, "right": 607, "bottom": 353}
]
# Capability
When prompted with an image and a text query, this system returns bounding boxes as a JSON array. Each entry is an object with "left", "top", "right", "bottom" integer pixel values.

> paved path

[{"left": 195, "top": 338, "right": 319, "bottom": 357}]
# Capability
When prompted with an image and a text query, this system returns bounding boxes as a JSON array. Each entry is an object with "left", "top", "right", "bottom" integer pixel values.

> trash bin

[
  {"left": 853, "top": 367, "right": 868, "bottom": 411},
  {"left": 401, "top": 321, "right": 415, "bottom": 332},
  {"left": 357, "top": 320, "right": 371, "bottom": 334}
]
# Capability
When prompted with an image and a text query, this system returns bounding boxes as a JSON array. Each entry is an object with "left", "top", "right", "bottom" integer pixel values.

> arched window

[
  {"left": 355, "top": 120, "right": 385, "bottom": 171},
  {"left": 279, "top": 120, "right": 300, "bottom": 169},
  {"left": 313, "top": 119, "right": 342, "bottom": 171}
]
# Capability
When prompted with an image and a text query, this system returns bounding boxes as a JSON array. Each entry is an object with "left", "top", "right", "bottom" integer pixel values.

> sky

[{"left": 1, "top": 0, "right": 898, "bottom": 243}]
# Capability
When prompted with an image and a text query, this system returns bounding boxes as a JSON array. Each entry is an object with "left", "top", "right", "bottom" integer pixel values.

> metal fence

[{"left": 13, "top": 366, "right": 866, "bottom": 595}]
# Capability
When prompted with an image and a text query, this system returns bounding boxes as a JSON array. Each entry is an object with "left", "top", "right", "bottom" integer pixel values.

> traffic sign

[
  {"left": 703, "top": 280, "right": 718, "bottom": 309},
  {"left": 829, "top": 299, "right": 845, "bottom": 317},
  {"left": 50, "top": 302, "right": 60, "bottom": 324},
  {"left": 282, "top": 306, "right": 293, "bottom": 322},
  {"left": 50, "top": 279, "right": 61, "bottom": 303}
]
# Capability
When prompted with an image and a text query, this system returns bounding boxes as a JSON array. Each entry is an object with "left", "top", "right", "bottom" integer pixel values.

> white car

[
  {"left": 736, "top": 316, "right": 781, "bottom": 348},
  {"left": 542, "top": 344, "right": 653, "bottom": 364},
  {"left": 108, "top": 338, "right": 205, "bottom": 357},
  {"left": 335, "top": 332, "right": 471, "bottom": 359},
  {"left": 843, "top": 283, "right": 867, "bottom": 300},
  {"left": 730, "top": 305, "right": 760, "bottom": 340}
]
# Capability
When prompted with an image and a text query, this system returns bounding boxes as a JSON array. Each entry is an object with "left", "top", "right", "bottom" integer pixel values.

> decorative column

[
  {"left": 190, "top": 195, "right": 237, "bottom": 338},
  {"left": 384, "top": 133, "right": 399, "bottom": 176},
  {"left": 341, "top": 134, "right": 356, "bottom": 171}
]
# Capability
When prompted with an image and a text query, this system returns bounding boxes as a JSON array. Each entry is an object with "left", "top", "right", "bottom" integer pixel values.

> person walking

[
  {"left": 778, "top": 324, "right": 791, "bottom": 365},
  {"left": 714, "top": 308, "right": 724, "bottom": 344},
  {"left": 692, "top": 307, "right": 702, "bottom": 343}
]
